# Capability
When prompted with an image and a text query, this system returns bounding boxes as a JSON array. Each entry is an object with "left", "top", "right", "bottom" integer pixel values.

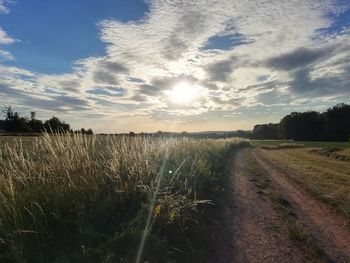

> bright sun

[{"left": 166, "top": 82, "right": 200, "bottom": 105}]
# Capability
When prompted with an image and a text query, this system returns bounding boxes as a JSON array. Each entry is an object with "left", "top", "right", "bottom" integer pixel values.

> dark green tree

[
  {"left": 252, "top": 123, "right": 280, "bottom": 139},
  {"left": 234, "top": 130, "right": 252, "bottom": 139},
  {"left": 279, "top": 111, "right": 323, "bottom": 141},
  {"left": 0, "top": 120, "right": 5, "bottom": 131},
  {"left": 322, "top": 103, "right": 350, "bottom": 141},
  {"left": 28, "top": 111, "right": 44, "bottom": 133},
  {"left": 44, "top": 117, "right": 70, "bottom": 133},
  {"left": 2, "top": 106, "right": 30, "bottom": 132}
]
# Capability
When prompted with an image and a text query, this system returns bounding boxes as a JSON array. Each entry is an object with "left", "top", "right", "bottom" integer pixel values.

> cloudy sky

[{"left": 0, "top": 0, "right": 349, "bottom": 132}]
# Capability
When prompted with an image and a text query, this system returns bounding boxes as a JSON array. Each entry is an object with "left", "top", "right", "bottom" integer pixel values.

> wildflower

[
  {"left": 168, "top": 210, "right": 176, "bottom": 223},
  {"left": 154, "top": 204, "right": 161, "bottom": 217}
]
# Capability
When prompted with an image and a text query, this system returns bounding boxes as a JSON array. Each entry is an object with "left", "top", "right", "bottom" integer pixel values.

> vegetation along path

[{"left": 228, "top": 148, "right": 350, "bottom": 263}]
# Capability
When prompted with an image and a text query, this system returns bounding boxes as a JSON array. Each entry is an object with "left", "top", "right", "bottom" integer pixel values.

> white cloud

[
  {"left": 0, "top": 26, "right": 15, "bottom": 44},
  {"left": 0, "top": 0, "right": 350, "bottom": 131},
  {"left": 0, "top": 1, "right": 16, "bottom": 61},
  {"left": 0, "top": 0, "right": 12, "bottom": 14},
  {"left": 91, "top": 1, "right": 348, "bottom": 116},
  {"left": 0, "top": 49, "right": 13, "bottom": 60}
]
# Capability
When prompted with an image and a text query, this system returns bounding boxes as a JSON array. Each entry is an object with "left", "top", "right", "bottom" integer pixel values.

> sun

[{"left": 166, "top": 82, "right": 200, "bottom": 105}]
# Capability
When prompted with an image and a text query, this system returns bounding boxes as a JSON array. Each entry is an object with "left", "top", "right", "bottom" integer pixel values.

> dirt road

[
  {"left": 227, "top": 148, "right": 350, "bottom": 263},
  {"left": 230, "top": 149, "right": 306, "bottom": 262},
  {"left": 253, "top": 149, "right": 350, "bottom": 262}
]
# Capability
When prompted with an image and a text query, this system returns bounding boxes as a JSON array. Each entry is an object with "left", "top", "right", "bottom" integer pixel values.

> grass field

[
  {"left": 259, "top": 147, "right": 350, "bottom": 219},
  {"left": 250, "top": 140, "right": 350, "bottom": 148},
  {"left": 0, "top": 134, "right": 248, "bottom": 262},
  {"left": 339, "top": 148, "right": 350, "bottom": 157}
]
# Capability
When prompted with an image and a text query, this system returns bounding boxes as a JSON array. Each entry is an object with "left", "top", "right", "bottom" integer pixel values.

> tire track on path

[
  {"left": 230, "top": 149, "right": 306, "bottom": 263},
  {"left": 253, "top": 149, "right": 350, "bottom": 263}
]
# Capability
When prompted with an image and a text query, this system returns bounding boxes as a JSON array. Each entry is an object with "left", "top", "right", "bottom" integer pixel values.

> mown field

[
  {"left": 0, "top": 134, "right": 248, "bottom": 262},
  {"left": 250, "top": 139, "right": 350, "bottom": 148},
  {"left": 258, "top": 147, "right": 350, "bottom": 219},
  {"left": 251, "top": 139, "right": 350, "bottom": 220}
]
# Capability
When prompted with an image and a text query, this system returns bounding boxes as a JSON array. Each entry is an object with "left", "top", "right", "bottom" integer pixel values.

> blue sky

[
  {"left": 0, "top": 0, "right": 349, "bottom": 132},
  {"left": 0, "top": 0, "right": 148, "bottom": 73}
]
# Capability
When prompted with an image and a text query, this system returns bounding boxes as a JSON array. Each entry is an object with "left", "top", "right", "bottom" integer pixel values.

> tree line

[
  {"left": 0, "top": 106, "right": 93, "bottom": 134},
  {"left": 251, "top": 103, "right": 350, "bottom": 141}
]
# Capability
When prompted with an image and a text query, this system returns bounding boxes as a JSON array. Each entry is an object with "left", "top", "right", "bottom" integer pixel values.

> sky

[{"left": 0, "top": 0, "right": 349, "bottom": 133}]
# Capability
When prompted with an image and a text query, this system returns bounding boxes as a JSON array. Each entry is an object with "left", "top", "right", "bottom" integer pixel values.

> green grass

[
  {"left": 0, "top": 134, "right": 247, "bottom": 262},
  {"left": 250, "top": 140, "right": 350, "bottom": 148}
]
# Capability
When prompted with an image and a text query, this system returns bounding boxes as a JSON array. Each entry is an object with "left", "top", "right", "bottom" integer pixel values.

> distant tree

[
  {"left": 28, "top": 111, "right": 44, "bottom": 133},
  {"left": 28, "top": 119, "right": 44, "bottom": 133},
  {"left": 0, "top": 120, "right": 5, "bottom": 131},
  {"left": 2, "top": 106, "right": 30, "bottom": 132},
  {"left": 30, "top": 111, "right": 36, "bottom": 120},
  {"left": 321, "top": 103, "right": 350, "bottom": 141},
  {"left": 252, "top": 123, "right": 280, "bottom": 140},
  {"left": 129, "top": 131, "right": 136, "bottom": 137},
  {"left": 76, "top": 128, "right": 93, "bottom": 135},
  {"left": 279, "top": 111, "right": 322, "bottom": 141},
  {"left": 234, "top": 130, "right": 252, "bottom": 139},
  {"left": 44, "top": 117, "right": 70, "bottom": 133},
  {"left": 155, "top": 130, "right": 163, "bottom": 137}
]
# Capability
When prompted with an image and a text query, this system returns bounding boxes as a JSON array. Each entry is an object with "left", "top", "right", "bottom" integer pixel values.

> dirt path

[
  {"left": 230, "top": 149, "right": 306, "bottom": 263},
  {"left": 253, "top": 149, "right": 350, "bottom": 263}
]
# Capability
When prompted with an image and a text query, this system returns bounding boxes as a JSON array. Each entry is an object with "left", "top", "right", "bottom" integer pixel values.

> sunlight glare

[{"left": 166, "top": 82, "right": 200, "bottom": 104}]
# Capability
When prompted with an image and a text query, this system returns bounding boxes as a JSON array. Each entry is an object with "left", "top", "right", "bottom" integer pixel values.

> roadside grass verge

[{"left": 0, "top": 133, "right": 247, "bottom": 262}]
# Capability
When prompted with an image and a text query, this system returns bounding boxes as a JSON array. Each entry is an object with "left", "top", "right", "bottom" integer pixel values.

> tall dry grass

[{"left": 0, "top": 133, "right": 246, "bottom": 262}]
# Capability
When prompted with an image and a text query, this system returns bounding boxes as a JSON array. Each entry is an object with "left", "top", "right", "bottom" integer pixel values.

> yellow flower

[
  {"left": 154, "top": 204, "right": 161, "bottom": 217},
  {"left": 168, "top": 210, "right": 176, "bottom": 223}
]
